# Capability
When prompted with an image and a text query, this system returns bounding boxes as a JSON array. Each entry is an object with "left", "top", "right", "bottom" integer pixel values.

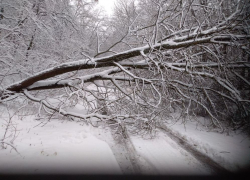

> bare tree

[{"left": 1, "top": 0, "right": 250, "bottom": 137}]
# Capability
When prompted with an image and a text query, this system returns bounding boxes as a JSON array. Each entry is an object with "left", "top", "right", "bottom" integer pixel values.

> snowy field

[
  {"left": 165, "top": 113, "right": 250, "bottom": 173},
  {"left": 0, "top": 104, "right": 250, "bottom": 175},
  {"left": 0, "top": 115, "right": 121, "bottom": 174}
]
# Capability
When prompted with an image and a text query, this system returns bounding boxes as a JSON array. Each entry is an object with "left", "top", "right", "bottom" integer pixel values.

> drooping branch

[
  {"left": 26, "top": 67, "right": 123, "bottom": 91},
  {"left": 15, "top": 60, "right": 248, "bottom": 92},
  {"left": 5, "top": 33, "right": 249, "bottom": 93},
  {"left": 1, "top": 0, "right": 250, "bottom": 136},
  {"left": 4, "top": 36, "right": 208, "bottom": 92},
  {"left": 2, "top": 3, "right": 245, "bottom": 93}
]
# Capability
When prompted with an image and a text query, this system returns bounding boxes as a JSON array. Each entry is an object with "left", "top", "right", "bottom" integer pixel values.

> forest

[{"left": 0, "top": 0, "right": 250, "bottom": 175}]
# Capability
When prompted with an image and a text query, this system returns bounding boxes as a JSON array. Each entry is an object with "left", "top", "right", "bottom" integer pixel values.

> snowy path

[
  {"left": 1, "top": 112, "right": 249, "bottom": 175},
  {"left": 0, "top": 117, "right": 122, "bottom": 174},
  {"left": 159, "top": 125, "right": 229, "bottom": 174},
  {"left": 165, "top": 116, "right": 250, "bottom": 173},
  {"left": 127, "top": 130, "right": 212, "bottom": 175},
  {"left": 1, "top": 115, "right": 212, "bottom": 175}
]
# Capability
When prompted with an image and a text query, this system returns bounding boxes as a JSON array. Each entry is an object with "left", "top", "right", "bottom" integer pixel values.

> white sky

[{"left": 97, "top": 0, "right": 116, "bottom": 16}]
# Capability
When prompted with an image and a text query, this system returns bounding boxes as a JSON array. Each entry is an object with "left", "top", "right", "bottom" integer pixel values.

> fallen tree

[{"left": 1, "top": 0, "right": 250, "bottom": 136}]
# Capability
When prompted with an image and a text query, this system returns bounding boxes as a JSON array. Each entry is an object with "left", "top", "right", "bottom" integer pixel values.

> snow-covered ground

[
  {"left": 129, "top": 131, "right": 212, "bottom": 175},
  {"left": 0, "top": 115, "right": 121, "bottom": 174},
  {"left": 166, "top": 113, "right": 250, "bottom": 172},
  {"left": 1, "top": 104, "right": 249, "bottom": 175},
  {"left": 0, "top": 113, "right": 210, "bottom": 175}
]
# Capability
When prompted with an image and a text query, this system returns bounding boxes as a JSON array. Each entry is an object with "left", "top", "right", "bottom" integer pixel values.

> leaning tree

[{"left": 1, "top": 0, "right": 250, "bottom": 138}]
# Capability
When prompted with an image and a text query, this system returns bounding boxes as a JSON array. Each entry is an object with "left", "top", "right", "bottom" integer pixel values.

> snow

[
  {"left": 0, "top": 107, "right": 121, "bottom": 174},
  {"left": 97, "top": 0, "right": 116, "bottom": 16},
  {"left": 129, "top": 131, "right": 212, "bottom": 175},
  {"left": 166, "top": 114, "right": 250, "bottom": 172},
  {"left": 1, "top": 103, "right": 250, "bottom": 175}
]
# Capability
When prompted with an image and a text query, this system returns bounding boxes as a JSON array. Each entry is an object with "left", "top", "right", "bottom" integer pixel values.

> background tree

[{"left": 1, "top": 0, "right": 250, "bottom": 137}]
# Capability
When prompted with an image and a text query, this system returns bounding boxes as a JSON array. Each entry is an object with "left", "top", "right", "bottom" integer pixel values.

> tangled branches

[{"left": 1, "top": 0, "right": 250, "bottom": 136}]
